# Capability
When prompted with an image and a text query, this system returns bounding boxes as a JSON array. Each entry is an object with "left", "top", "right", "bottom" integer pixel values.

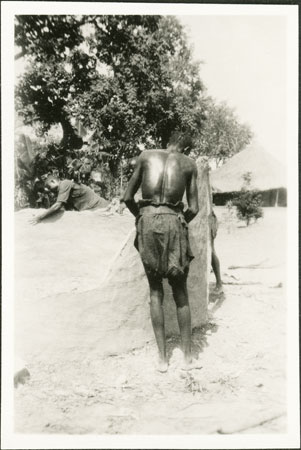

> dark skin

[
  {"left": 29, "top": 179, "right": 63, "bottom": 225},
  {"left": 124, "top": 143, "right": 199, "bottom": 371},
  {"left": 208, "top": 180, "right": 223, "bottom": 293},
  {"left": 212, "top": 247, "right": 222, "bottom": 288},
  {"left": 211, "top": 222, "right": 223, "bottom": 293}
]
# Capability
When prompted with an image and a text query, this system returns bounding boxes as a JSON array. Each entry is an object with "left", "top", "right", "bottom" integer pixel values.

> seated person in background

[{"left": 30, "top": 176, "right": 108, "bottom": 224}]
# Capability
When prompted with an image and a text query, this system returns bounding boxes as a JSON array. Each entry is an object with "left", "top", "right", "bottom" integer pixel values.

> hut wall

[
  {"left": 213, "top": 192, "right": 238, "bottom": 206},
  {"left": 278, "top": 188, "right": 287, "bottom": 206},
  {"left": 213, "top": 188, "right": 287, "bottom": 207}
]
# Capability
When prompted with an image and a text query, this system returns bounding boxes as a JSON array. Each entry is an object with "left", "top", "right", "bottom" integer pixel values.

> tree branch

[{"left": 15, "top": 49, "right": 25, "bottom": 60}]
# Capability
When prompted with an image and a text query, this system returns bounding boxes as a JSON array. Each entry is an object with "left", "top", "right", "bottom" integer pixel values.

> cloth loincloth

[{"left": 134, "top": 200, "right": 194, "bottom": 282}]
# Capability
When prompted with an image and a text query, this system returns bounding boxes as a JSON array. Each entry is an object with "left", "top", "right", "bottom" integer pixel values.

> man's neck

[{"left": 167, "top": 144, "right": 181, "bottom": 154}]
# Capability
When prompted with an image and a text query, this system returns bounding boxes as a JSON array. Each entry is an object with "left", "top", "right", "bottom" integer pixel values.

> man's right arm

[
  {"left": 184, "top": 162, "right": 199, "bottom": 223},
  {"left": 123, "top": 155, "right": 143, "bottom": 217},
  {"left": 29, "top": 201, "right": 64, "bottom": 224},
  {"left": 29, "top": 180, "right": 72, "bottom": 225}
]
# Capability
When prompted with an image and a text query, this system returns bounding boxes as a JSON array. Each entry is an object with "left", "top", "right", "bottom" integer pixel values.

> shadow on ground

[
  {"left": 208, "top": 282, "right": 226, "bottom": 314},
  {"left": 164, "top": 283, "right": 226, "bottom": 362}
]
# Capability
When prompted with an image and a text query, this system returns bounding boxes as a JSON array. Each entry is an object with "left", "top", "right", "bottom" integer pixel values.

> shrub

[
  {"left": 233, "top": 190, "right": 263, "bottom": 226},
  {"left": 233, "top": 172, "right": 263, "bottom": 226}
]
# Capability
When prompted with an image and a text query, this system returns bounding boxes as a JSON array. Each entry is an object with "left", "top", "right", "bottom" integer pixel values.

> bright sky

[{"left": 178, "top": 15, "right": 287, "bottom": 163}]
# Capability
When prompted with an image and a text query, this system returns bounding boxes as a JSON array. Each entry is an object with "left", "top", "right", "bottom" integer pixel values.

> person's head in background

[
  {"left": 167, "top": 131, "right": 193, "bottom": 155},
  {"left": 45, "top": 175, "right": 60, "bottom": 192}
]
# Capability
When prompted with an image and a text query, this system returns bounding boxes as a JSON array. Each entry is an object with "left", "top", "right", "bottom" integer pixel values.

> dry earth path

[{"left": 15, "top": 207, "right": 287, "bottom": 434}]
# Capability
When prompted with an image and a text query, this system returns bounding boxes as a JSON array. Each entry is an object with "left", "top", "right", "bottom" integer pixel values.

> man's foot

[
  {"left": 213, "top": 284, "right": 223, "bottom": 294},
  {"left": 182, "top": 358, "right": 203, "bottom": 371},
  {"left": 157, "top": 360, "right": 168, "bottom": 373}
]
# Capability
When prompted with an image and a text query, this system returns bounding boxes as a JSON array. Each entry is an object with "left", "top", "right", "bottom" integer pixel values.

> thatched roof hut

[{"left": 210, "top": 144, "right": 286, "bottom": 206}]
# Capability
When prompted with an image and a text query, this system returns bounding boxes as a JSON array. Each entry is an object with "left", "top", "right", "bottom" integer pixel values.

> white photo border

[{"left": 1, "top": 2, "right": 299, "bottom": 449}]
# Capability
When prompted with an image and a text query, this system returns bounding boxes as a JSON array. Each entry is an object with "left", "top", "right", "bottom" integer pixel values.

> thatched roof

[{"left": 210, "top": 144, "right": 286, "bottom": 193}]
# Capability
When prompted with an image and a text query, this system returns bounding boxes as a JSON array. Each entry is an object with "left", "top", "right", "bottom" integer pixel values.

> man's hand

[
  {"left": 29, "top": 201, "right": 63, "bottom": 225},
  {"left": 29, "top": 215, "right": 42, "bottom": 225}
]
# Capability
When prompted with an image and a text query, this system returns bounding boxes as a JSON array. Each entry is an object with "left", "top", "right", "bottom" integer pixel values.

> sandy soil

[{"left": 14, "top": 207, "right": 287, "bottom": 435}]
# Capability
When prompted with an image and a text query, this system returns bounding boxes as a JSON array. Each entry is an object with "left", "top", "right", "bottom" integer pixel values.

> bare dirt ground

[{"left": 15, "top": 207, "right": 286, "bottom": 435}]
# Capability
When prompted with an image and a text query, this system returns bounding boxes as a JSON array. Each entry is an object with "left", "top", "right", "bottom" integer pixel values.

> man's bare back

[
  {"left": 124, "top": 148, "right": 198, "bottom": 222},
  {"left": 139, "top": 150, "right": 196, "bottom": 205}
]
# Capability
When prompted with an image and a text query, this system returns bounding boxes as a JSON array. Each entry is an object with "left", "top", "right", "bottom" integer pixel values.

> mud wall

[{"left": 15, "top": 163, "right": 210, "bottom": 362}]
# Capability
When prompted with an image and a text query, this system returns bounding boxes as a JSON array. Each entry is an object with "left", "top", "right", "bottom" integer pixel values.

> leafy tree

[
  {"left": 68, "top": 15, "right": 206, "bottom": 171},
  {"left": 193, "top": 97, "right": 253, "bottom": 167},
  {"left": 15, "top": 15, "right": 207, "bottom": 175},
  {"left": 15, "top": 15, "right": 85, "bottom": 60},
  {"left": 15, "top": 15, "right": 95, "bottom": 152},
  {"left": 16, "top": 14, "right": 253, "bottom": 210}
]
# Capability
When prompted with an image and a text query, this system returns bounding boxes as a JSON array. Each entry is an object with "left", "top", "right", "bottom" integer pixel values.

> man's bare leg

[
  {"left": 211, "top": 240, "right": 223, "bottom": 293},
  {"left": 170, "top": 279, "right": 192, "bottom": 364},
  {"left": 147, "top": 276, "right": 168, "bottom": 372}
]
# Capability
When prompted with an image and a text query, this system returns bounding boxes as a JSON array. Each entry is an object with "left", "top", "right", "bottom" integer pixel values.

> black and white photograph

[{"left": 1, "top": 1, "right": 299, "bottom": 448}]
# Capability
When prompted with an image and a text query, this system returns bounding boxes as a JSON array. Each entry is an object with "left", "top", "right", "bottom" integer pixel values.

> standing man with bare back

[{"left": 123, "top": 132, "right": 200, "bottom": 372}]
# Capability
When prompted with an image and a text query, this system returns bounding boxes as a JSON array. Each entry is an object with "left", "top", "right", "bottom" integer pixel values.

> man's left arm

[{"left": 184, "top": 163, "right": 199, "bottom": 223}]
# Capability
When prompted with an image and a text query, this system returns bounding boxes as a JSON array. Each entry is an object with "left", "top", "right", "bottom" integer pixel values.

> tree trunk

[{"left": 60, "top": 117, "right": 83, "bottom": 154}]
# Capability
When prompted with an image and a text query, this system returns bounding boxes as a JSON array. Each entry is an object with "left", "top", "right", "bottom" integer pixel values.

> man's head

[
  {"left": 168, "top": 131, "right": 193, "bottom": 155},
  {"left": 45, "top": 175, "right": 60, "bottom": 191}
]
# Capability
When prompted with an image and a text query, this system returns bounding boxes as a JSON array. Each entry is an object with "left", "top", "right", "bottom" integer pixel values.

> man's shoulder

[
  {"left": 139, "top": 149, "right": 166, "bottom": 164},
  {"left": 59, "top": 179, "right": 74, "bottom": 190},
  {"left": 60, "top": 179, "right": 73, "bottom": 186},
  {"left": 141, "top": 149, "right": 165, "bottom": 157},
  {"left": 139, "top": 150, "right": 196, "bottom": 170}
]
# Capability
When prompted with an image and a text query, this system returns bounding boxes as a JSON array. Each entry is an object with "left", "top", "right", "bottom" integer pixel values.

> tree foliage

[
  {"left": 15, "top": 15, "right": 85, "bottom": 60},
  {"left": 15, "top": 15, "right": 95, "bottom": 150},
  {"left": 68, "top": 15, "right": 206, "bottom": 168},
  {"left": 15, "top": 14, "right": 254, "bottom": 209},
  {"left": 15, "top": 15, "right": 206, "bottom": 171},
  {"left": 193, "top": 97, "right": 253, "bottom": 167}
]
